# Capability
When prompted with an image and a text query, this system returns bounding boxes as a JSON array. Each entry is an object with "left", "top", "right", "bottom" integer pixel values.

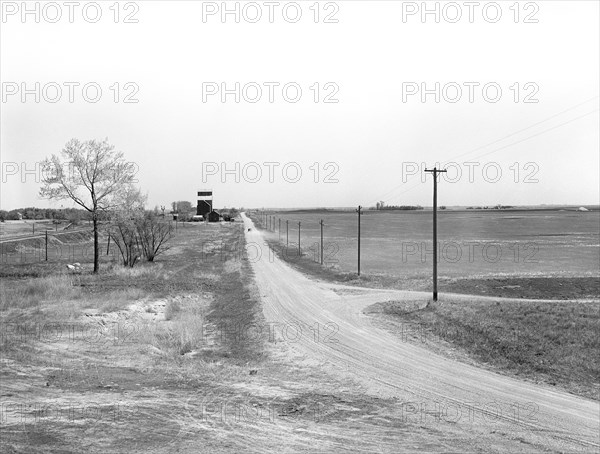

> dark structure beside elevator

[{"left": 208, "top": 210, "right": 221, "bottom": 222}]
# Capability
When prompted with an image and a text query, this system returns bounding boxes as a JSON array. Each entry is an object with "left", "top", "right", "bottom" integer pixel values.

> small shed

[{"left": 208, "top": 210, "right": 221, "bottom": 222}]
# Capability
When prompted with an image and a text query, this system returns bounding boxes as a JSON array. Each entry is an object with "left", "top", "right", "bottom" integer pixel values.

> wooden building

[
  {"left": 208, "top": 210, "right": 221, "bottom": 222},
  {"left": 197, "top": 190, "right": 213, "bottom": 216}
]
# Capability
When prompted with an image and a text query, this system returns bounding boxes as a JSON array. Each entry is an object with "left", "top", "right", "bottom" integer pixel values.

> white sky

[{"left": 1, "top": 0, "right": 599, "bottom": 210}]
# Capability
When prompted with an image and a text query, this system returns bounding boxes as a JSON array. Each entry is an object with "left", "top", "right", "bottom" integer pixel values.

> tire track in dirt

[{"left": 242, "top": 213, "right": 600, "bottom": 453}]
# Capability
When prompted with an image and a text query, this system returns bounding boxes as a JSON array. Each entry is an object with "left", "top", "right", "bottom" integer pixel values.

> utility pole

[
  {"left": 425, "top": 167, "right": 447, "bottom": 302},
  {"left": 298, "top": 221, "right": 301, "bottom": 257},
  {"left": 45, "top": 230, "right": 48, "bottom": 261},
  {"left": 319, "top": 219, "right": 324, "bottom": 265},
  {"left": 286, "top": 220, "right": 289, "bottom": 247},
  {"left": 356, "top": 205, "right": 362, "bottom": 275},
  {"left": 278, "top": 218, "right": 281, "bottom": 241}
]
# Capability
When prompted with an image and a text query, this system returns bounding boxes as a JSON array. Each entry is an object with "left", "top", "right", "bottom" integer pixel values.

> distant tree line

[
  {"left": 0, "top": 207, "right": 91, "bottom": 223},
  {"left": 372, "top": 202, "right": 423, "bottom": 211},
  {"left": 466, "top": 205, "right": 513, "bottom": 210},
  {"left": 220, "top": 207, "right": 240, "bottom": 218}
]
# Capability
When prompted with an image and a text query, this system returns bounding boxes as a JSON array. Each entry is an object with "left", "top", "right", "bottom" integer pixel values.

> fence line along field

[
  {"left": 249, "top": 209, "right": 600, "bottom": 403},
  {"left": 253, "top": 209, "right": 600, "bottom": 300}
]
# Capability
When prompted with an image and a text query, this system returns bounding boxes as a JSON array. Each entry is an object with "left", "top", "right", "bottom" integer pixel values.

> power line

[
  {"left": 380, "top": 108, "right": 597, "bottom": 205},
  {"left": 368, "top": 99, "right": 599, "bottom": 206},
  {"left": 441, "top": 96, "right": 599, "bottom": 166},
  {"left": 465, "top": 109, "right": 598, "bottom": 162}
]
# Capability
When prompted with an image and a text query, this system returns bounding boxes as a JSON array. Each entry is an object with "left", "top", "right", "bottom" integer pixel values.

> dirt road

[{"left": 242, "top": 213, "right": 599, "bottom": 453}]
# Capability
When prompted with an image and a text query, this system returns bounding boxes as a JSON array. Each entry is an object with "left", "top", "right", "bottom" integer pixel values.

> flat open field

[
  {"left": 256, "top": 209, "right": 600, "bottom": 299},
  {"left": 1, "top": 216, "right": 599, "bottom": 453}
]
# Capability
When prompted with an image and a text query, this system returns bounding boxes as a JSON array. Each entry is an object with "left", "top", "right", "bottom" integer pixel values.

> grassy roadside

[
  {"left": 365, "top": 298, "right": 600, "bottom": 401},
  {"left": 0, "top": 221, "right": 274, "bottom": 452}
]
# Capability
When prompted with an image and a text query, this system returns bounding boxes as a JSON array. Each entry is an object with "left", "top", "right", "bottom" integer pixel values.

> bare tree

[
  {"left": 111, "top": 218, "right": 141, "bottom": 267},
  {"left": 40, "top": 138, "right": 136, "bottom": 273},
  {"left": 136, "top": 213, "right": 173, "bottom": 262},
  {"left": 109, "top": 188, "right": 172, "bottom": 266},
  {"left": 109, "top": 186, "right": 147, "bottom": 268}
]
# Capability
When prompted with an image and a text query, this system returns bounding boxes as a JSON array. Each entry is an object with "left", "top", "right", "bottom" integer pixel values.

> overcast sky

[{"left": 1, "top": 0, "right": 598, "bottom": 210}]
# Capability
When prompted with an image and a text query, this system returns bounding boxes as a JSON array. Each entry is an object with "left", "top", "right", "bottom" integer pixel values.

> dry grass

[
  {"left": 142, "top": 317, "right": 208, "bottom": 357},
  {"left": 164, "top": 299, "right": 181, "bottom": 321},
  {"left": 368, "top": 298, "right": 600, "bottom": 400},
  {"left": 109, "top": 262, "right": 165, "bottom": 279},
  {"left": 149, "top": 296, "right": 209, "bottom": 357},
  {"left": 0, "top": 274, "right": 147, "bottom": 317},
  {"left": 0, "top": 274, "right": 82, "bottom": 311},
  {"left": 96, "top": 288, "right": 147, "bottom": 313},
  {"left": 0, "top": 222, "right": 287, "bottom": 453}
]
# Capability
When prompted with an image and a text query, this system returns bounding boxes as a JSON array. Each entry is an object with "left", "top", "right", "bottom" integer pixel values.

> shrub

[{"left": 109, "top": 213, "right": 172, "bottom": 267}]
